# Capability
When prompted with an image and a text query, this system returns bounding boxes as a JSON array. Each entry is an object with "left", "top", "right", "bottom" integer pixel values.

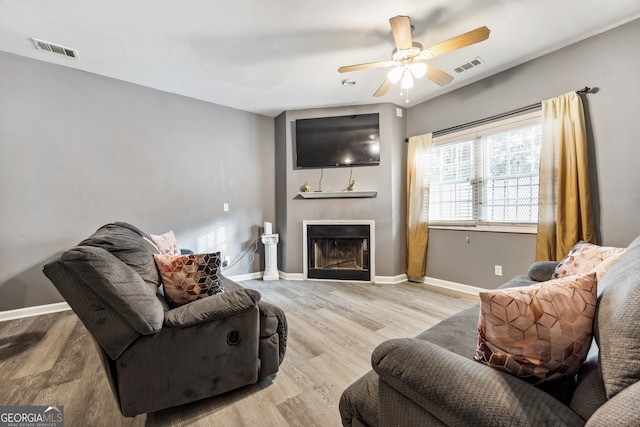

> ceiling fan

[{"left": 338, "top": 16, "right": 490, "bottom": 101}]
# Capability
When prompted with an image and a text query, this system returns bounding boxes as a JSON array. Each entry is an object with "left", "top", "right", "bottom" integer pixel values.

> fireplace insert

[{"left": 306, "top": 224, "right": 370, "bottom": 281}]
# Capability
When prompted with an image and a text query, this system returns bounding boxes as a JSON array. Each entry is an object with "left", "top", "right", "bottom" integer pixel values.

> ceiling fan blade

[
  {"left": 389, "top": 15, "right": 413, "bottom": 50},
  {"left": 425, "top": 65, "right": 454, "bottom": 86},
  {"left": 373, "top": 79, "right": 394, "bottom": 97},
  {"left": 426, "top": 26, "right": 491, "bottom": 58},
  {"left": 338, "top": 61, "right": 394, "bottom": 73}
]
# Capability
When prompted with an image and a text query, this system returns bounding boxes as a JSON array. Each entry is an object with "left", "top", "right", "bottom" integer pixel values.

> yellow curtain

[
  {"left": 536, "top": 92, "right": 596, "bottom": 261},
  {"left": 406, "top": 133, "right": 432, "bottom": 279}
]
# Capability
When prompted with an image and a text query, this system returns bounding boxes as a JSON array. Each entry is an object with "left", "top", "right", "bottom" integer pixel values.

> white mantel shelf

[{"left": 297, "top": 190, "right": 377, "bottom": 199}]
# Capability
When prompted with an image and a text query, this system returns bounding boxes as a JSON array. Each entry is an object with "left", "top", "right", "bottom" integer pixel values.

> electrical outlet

[
  {"left": 223, "top": 203, "right": 229, "bottom": 212},
  {"left": 494, "top": 265, "right": 503, "bottom": 276}
]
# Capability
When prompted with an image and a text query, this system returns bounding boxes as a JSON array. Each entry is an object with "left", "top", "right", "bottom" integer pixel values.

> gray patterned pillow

[{"left": 594, "top": 237, "right": 640, "bottom": 398}]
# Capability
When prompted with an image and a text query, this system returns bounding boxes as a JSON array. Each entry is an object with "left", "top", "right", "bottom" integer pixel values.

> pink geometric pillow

[
  {"left": 475, "top": 272, "right": 597, "bottom": 384},
  {"left": 154, "top": 252, "right": 224, "bottom": 307},
  {"left": 150, "top": 230, "right": 180, "bottom": 256},
  {"left": 590, "top": 252, "right": 623, "bottom": 282},
  {"left": 552, "top": 241, "right": 624, "bottom": 279}
]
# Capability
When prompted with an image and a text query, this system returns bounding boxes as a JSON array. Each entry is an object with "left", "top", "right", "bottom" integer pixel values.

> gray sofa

[
  {"left": 44, "top": 222, "right": 287, "bottom": 417},
  {"left": 340, "top": 236, "right": 640, "bottom": 426}
]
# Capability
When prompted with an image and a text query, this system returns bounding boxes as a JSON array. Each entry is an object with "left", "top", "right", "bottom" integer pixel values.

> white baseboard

[
  {"left": 422, "top": 276, "right": 483, "bottom": 296},
  {"left": 228, "top": 271, "right": 263, "bottom": 282},
  {"left": 0, "top": 302, "right": 71, "bottom": 322},
  {"left": 278, "top": 271, "right": 305, "bottom": 281},
  {"left": 374, "top": 274, "right": 408, "bottom": 284}
]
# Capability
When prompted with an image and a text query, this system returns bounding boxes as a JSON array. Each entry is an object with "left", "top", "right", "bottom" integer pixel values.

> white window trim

[
  {"left": 429, "top": 224, "right": 538, "bottom": 234},
  {"left": 430, "top": 110, "right": 542, "bottom": 232}
]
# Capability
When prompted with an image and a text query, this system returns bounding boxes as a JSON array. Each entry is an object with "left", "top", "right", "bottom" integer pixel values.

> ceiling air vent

[
  {"left": 454, "top": 57, "right": 484, "bottom": 74},
  {"left": 32, "top": 38, "right": 79, "bottom": 59}
]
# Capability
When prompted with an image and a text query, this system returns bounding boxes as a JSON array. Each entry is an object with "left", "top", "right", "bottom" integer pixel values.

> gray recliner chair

[{"left": 44, "top": 222, "right": 287, "bottom": 417}]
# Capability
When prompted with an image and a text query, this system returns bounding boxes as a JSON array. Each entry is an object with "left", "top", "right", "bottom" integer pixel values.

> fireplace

[{"left": 303, "top": 221, "right": 374, "bottom": 281}]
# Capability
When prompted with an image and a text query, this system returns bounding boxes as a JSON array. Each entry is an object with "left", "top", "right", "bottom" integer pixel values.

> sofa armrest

[
  {"left": 164, "top": 288, "right": 261, "bottom": 327},
  {"left": 256, "top": 301, "right": 288, "bottom": 376},
  {"left": 527, "top": 261, "right": 559, "bottom": 282},
  {"left": 586, "top": 381, "right": 640, "bottom": 426},
  {"left": 372, "top": 338, "right": 584, "bottom": 426}
]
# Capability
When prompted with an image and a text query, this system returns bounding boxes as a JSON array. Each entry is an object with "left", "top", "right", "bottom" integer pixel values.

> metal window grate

[{"left": 481, "top": 124, "right": 541, "bottom": 223}]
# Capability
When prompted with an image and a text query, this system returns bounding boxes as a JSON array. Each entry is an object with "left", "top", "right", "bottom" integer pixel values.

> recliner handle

[{"left": 227, "top": 330, "right": 241, "bottom": 345}]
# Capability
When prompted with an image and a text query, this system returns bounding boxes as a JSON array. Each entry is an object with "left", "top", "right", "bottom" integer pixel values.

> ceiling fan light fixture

[
  {"left": 409, "top": 62, "right": 427, "bottom": 79},
  {"left": 338, "top": 15, "right": 489, "bottom": 99},
  {"left": 401, "top": 70, "right": 414, "bottom": 89},
  {"left": 387, "top": 66, "right": 404, "bottom": 84}
]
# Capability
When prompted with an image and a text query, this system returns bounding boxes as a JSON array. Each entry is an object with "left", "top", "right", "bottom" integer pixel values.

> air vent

[
  {"left": 454, "top": 57, "right": 484, "bottom": 74},
  {"left": 32, "top": 38, "right": 79, "bottom": 59}
]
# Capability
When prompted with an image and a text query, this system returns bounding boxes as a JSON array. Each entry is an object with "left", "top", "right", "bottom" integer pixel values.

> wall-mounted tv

[{"left": 295, "top": 113, "right": 380, "bottom": 169}]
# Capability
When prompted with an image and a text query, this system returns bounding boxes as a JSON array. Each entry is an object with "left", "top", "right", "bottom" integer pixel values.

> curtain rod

[{"left": 412, "top": 86, "right": 593, "bottom": 141}]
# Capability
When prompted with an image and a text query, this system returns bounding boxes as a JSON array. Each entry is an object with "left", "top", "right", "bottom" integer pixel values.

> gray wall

[
  {"left": 2, "top": 19, "right": 637, "bottom": 311},
  {"left": 0, "top": 52, "right": 275, "bottom": 311},
  {"left": 275, "top": 104, "right": 407, "bottom": 279},
  {"left": 407, "top": 18, "right": 640, "bottom": 289}
]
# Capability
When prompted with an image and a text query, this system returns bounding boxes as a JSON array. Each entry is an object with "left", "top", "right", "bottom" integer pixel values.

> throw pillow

[
  {"left": 150, "top": 230, "right": 181, "bottom": 256},
  {"left": 154, "top": 252, "right": 224, "bottom": 307},
  {"left": 476, "top": 272, "right": 597, "bottom": 384},
  {"left": 594, "top": 236, "right": 640, "bottom": 399},
  {"left": 590, "top": 252, "right": 623, "bottom": 283},
  {"left": 553, "top": 241, "right": 625, "bottom": 279}
]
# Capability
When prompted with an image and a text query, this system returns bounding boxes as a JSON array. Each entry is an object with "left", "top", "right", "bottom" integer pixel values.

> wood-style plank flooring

[{"left": 0, "top": 279, "right": 478, "bottom": 426}]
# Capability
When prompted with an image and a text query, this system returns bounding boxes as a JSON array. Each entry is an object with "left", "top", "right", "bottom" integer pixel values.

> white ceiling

[{"left": 1, "top": 1, "right": 639, "bottom": 117}]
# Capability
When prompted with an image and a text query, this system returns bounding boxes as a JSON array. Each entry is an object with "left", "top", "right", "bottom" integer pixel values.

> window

[{"left": 428, "top": 111, "right": 541, "bottom": 228}]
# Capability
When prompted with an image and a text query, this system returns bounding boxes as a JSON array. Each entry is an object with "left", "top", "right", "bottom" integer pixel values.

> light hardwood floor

[{"left": 0, "top": 279, "right": 478, "bottom": 426}]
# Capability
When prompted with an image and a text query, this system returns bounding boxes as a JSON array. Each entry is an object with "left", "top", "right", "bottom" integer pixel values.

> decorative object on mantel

[
  {"left": 298, "top": 190, "right": 377, "bottom": 199},
  {"left": 346, "top": 180, "right": 356, "bottom": 191},
  {"left": 300, "top": 182, "right": 312, "bottom": 192}
]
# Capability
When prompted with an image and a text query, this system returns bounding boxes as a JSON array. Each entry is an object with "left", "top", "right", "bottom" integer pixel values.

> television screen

[{"left": 295, "top": 113, "right": 380, "bottom": 168}]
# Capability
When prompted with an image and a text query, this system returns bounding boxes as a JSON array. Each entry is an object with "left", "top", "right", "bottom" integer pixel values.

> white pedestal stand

[{"left": 261, "top": 233, "right": 279, "bottom": 281}]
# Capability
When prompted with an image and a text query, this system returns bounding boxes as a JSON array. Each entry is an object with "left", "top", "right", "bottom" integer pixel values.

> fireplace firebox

[{"left": 305, "top": 223, "right": 371, "bottom": 281}]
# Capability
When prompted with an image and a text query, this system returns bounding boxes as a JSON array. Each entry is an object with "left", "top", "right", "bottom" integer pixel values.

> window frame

[{"left": 428, "top": 110, "right": 542, "bottom": 234}]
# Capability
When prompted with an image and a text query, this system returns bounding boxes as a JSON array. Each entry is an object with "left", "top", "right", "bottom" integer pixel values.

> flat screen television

[{"left": 295, "top": 113, "right": 380, "bottom": 168}]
